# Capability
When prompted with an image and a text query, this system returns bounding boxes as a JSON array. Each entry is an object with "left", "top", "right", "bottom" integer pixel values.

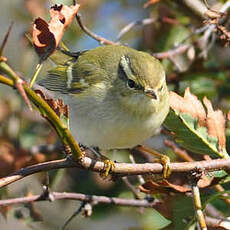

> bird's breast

[{"left": 67, "top": 95, "right": 169, "bottom": 149}]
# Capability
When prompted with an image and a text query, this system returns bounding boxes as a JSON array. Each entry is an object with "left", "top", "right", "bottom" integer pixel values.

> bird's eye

[{"left": 127, "top": 79, "right": 136, "bottom": 89}]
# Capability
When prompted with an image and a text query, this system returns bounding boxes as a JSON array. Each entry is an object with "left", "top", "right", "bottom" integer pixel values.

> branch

[
  {"left": 75, "top": 13, "right": 117, "bottom": 45},
  {"left": 182, "top": 0, "right": 207, "bottom": 18},
  {"left": 0, "top": 22, "right": 13, "bottom": 57},
  {"left": 198, "top": 0, "right": 230, "bottom": 58},
  {"left": 1, "top": 156, "right": 230, "bottom": 188},
  {"left": 152, "top": 44, "right": 190, "bottom": 59},
  {"left": 0, "top": 191, "right": 159, "bottom": 208},
  {"left": 116, "top": 18, "right": 156, "bottom": 42}
]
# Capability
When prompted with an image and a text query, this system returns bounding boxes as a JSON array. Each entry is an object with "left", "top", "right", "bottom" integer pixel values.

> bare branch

[
  {"left": 0, "top": 191, "right": 159, "bottom": 208},
  {"left": 116, "top": 18, "right": 156, "bottom": 42},
  {"left": 75, "top": 14, "right": 117, "bottom": 45},
  {"left": 152, "top": 44, "right": 190, "bottom": 59},
  {"left": 189, "top": 169, "right": 207, "bottom": 230},
  {"left": 182, "top": 0, "right": 207, "bottom": 17},
  {"left": 164, "top": 140, "right": 194, "bottom": 162},
  {"left": 1, "top": 156, "right": 230, "bottom": 189}
]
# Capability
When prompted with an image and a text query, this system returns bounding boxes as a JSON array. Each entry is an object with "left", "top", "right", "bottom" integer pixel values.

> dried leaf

[
  {"left": 169, "top": 88, "right": 206, "bottom": 126},
  {"left": 35, "top": 89, "right": 69, "bottom": 119},
  {"left": 140, "top": 175, "right": 213, "bottom": 195},
  {"left": 203, "top": 97, "right": 226, "bottom": 153},
  {"left": 139, "top": 180, "right": 191, "bottom": 194},
  {"left": 165, "top": 88, "right": 229, "bottom": 158},
  {"left": 33, "top": 4, "right": 80, "bottom": 61},
  {"left": 0, "top": 138, "right": 52, "bottom": 177},
  {"left": 204, "top": 8, "right": 230, "bottom": 47},
  {"left": 33, "top": 18, "right": 56, "bottom": 61}
]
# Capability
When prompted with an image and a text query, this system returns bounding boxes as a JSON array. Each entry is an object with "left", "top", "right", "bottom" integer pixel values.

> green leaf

[
  {"left": 140, "top": 209, "right": 172, "bottom": 230},
  {"left": 164, "top": 109, "right": 229, "bottom": 158}
]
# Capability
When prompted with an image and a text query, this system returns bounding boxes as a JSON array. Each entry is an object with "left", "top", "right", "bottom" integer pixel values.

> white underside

[{"left": 65, "top": 95, "right": 169, "bottom": 150}]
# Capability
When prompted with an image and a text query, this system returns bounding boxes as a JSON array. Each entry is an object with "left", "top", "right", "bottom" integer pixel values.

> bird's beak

[{"left": 144, "top": 88, "right": 158, "bottom": 100}]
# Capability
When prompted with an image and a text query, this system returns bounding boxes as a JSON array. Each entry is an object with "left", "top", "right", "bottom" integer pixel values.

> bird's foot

[{"left": 138, "top": 145, "right": 171, "bottom": 179}]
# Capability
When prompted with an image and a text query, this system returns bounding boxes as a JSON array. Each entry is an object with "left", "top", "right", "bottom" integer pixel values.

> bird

[{"left": 38, "top": 45, "right": 169, "bottom": 174}]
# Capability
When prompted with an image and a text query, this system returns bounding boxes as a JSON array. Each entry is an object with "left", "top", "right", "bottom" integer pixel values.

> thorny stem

[
  {"left": 0, "top": 72, "right": 83, "bottom": 160},
  {"left": 0, "top": 22, "right": 13, "bottom": 57}
]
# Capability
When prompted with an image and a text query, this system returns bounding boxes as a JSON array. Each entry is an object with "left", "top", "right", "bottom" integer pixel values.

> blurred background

[{"left": 0, "top": 0, "right": 230, "bottom": 229}]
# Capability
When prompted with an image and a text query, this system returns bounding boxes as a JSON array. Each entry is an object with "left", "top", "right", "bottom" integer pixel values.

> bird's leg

[
  {"left": 89, "top": 147, "right": 115, "bottom": 177},
  {"left": 138, "top": 145, "right": 171, "bottom": 178}
]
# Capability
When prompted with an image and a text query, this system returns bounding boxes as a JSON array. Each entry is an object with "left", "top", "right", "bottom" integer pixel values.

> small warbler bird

[{"left": 38, "top": 45, "right": 169, "bottom": 151}]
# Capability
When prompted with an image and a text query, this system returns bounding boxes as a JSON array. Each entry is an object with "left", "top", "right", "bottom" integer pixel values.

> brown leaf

[
  {"left": 35, "top": 89, "right": 69, "bottom": 119},
  {"left": 139, "top": 180, "right": 191, "bottom": 194},
  {"left": 33, "top": 17, "right": 56, "bottom": 61},
  {"left": 169, "top": 88, "right": 206, "bottom": 126},
  {"left": 33, "top": 3, "right": 80, "bottom": 61},
  {"left": 0, "top": 138, "right": 55, "bottom": 177},
  {"left": 203, "top": 97, "right": 226, "bottom": 152},
  {"left": 140, "top": 176, "right": 213, "bottom": 195},
  {"left": 169, "top": 88, "right": 227, "bottom": 154}
]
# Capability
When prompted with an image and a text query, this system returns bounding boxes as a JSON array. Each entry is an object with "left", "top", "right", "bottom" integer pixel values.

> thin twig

[
  {"left": 122, "top": 177, "right": 141, "bottom": 200},
  {"left": 182, "top": 0, "right": 207, "bottom": 17},
  {"left": 116, "top": 18, "right": 156, "bottom": 42},
  {"left": 0, "top": 191, "right": 159, "bottom": 208},
  {"left": 75, "top": 14, "right": 117, "bottom": 45},
  {"left": 0, "top": 22, "right": 13, "bottom": 57},
  {"left": 205, "top": 204, "right": 225, "bottom": 219},
  {"left": 189, "top": 169, "right": 207, "bottom": 230},
  {"left": 164, "top": 140, "right": 193, "bottom": 162},
  {"left": 61, "top": 202, "right": 87, "bottom": 230},
  {"left": 0, "top": 61, "right": 33, "bottom": 110},
  {"left": 198, "top": 0, "right": 230, "bottom": 57},
  {"left": 152, "top": 44, "right": 190, "bottom": 59}
]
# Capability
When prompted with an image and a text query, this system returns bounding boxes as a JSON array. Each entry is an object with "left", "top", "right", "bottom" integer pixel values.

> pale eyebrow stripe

[{"left": 120, "top": 56, "right": 136, "bottom": 81}]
